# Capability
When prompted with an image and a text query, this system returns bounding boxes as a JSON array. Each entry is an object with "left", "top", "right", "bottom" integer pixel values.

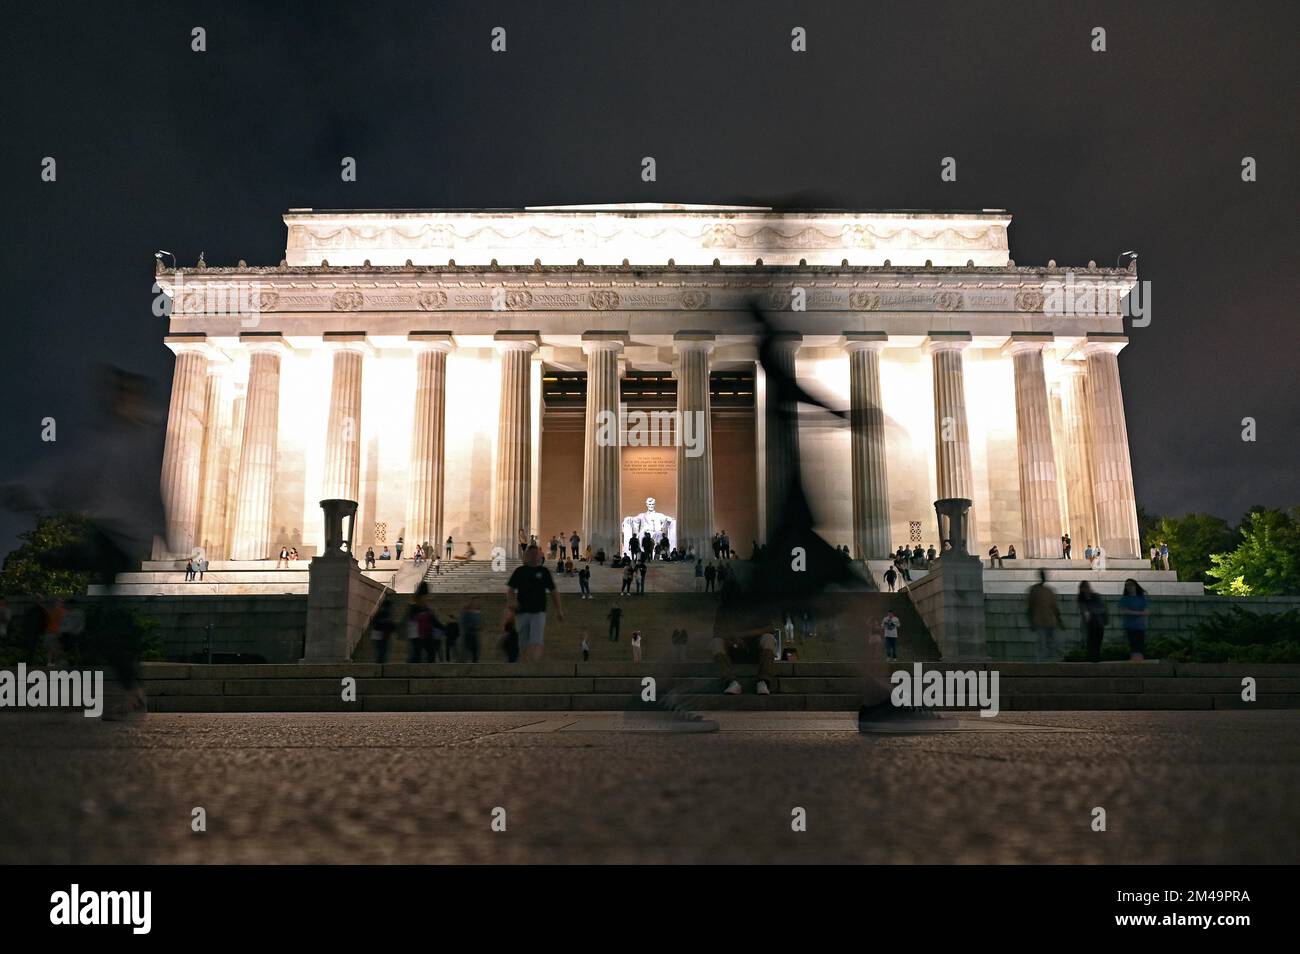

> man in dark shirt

[{"left": 505, "top": 544, "right": 564, "bottom": 661}]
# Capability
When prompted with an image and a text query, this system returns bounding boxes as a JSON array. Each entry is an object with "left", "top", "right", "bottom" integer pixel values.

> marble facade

[{"left": 153, "top": 204, "right": 1143, "bottom": 564}]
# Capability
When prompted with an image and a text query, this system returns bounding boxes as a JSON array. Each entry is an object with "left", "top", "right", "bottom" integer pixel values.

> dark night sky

[{"left": 1, "top": 0, "right": 1296, "bottom": 553}]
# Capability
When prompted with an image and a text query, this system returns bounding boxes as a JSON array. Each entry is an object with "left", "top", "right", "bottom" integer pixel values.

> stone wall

[{"left": 986, "top": 593, "right": 1300, "bottom": 661}]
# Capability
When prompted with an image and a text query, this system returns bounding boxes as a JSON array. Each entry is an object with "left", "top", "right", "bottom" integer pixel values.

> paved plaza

[{"left": 2, "top": 710, "right": 1297, "bottom": 865}]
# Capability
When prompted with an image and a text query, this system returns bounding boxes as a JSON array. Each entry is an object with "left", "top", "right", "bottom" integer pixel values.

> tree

[
  {"left": 1152, "top": 512, "right": 1238, "bottom": 583},
  {"left": 1207, "top": 507, "right": 1300, "bottom": 596},
  {"left": 0, "top": 512, "right": 92, "bottom": 599}
]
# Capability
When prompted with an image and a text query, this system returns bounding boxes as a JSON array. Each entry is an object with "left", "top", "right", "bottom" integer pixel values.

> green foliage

[
  {"left": 0, "top": 513, "right": 92, "bottom": 599},
  {"left": 1206, "top": 508, "right": 1300, "bottom": 596},
  {"left": 1149, "top": 512, "right": 1238, "bottom": 583}
]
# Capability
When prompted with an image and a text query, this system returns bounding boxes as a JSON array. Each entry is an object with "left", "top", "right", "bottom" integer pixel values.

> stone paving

[{"left": 1, "top": 710, "right": 1297, "bottom": 864}]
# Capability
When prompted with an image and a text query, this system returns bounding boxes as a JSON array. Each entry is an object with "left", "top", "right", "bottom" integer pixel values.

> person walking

[
  {"left": 881, "top": 610, "right": 901, "bottom": 660},
  {"left": 704, "top": 561, "right": 717, "bottom": 593},
  {"left": 406, "top": 584, "right": 435, "bottom": 663},
  {"left": 578, "top": 564, "right": 591, "bottom": 599},
  {"left": 580, "top": 634, "right": 591, "bottom": 662},
  {"left": 370, "top": 597, "right": 396, "bottom": 664},
  {"left": 694, "top": 558, "right": 704, "bottom": 591},
  {"left": 1027, "top": 570, "right": 1064, "bottom": 660},
  {"left": 445, "top": 536, "right": 454, "bottom": 560},
  {"left": 1118, "top": 579, "right": 1150, "bottom": 661},
  {"left": 620, "top": 562, "right": 633, "bottom": 595},
  {"left": 1077, "top": 581, "right": 1108, "bottom": 662},
  {"left": 500, "top": 610, "right": 521, "bottom": 663},
  {"left": 506, "top": 543, "right": 563, "bottom": 662},
  {"left": 607, "top": 603, "right": 623, "bottom": 642},
  {"left": 630, "top": 630, "right": 643, "bottom": 663},
  {"left": 884, "top": 564, "right": 897, "bottom": 592},
  {"left": 671, "top": 627, "right": 688, "bottom": 662},
  {"left": 636, "top": 559, "right": 647, "bottom": 594},
  {"left": 395, "top": 536, "right": 404, "bottom": 561},
  {"left": 461, "top": 598, "right": 482, "bottom": 663}
]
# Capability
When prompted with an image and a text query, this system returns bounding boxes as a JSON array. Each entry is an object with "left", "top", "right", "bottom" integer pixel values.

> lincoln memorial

[{"left": 152, "top": 204, "right": 1143, "bottom": 568}]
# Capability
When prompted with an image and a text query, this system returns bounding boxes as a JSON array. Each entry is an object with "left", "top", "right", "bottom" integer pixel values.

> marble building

[{"left": 152, "top": 204, "right": 1143, "bottom": 566}]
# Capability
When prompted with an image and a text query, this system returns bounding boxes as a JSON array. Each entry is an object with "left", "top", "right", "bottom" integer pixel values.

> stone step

[{"left": 983, "top": 580, "right": 1204, "bottom": 596}]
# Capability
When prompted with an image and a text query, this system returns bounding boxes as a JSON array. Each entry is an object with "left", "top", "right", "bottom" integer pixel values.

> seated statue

[{"left": 621, "top": 497, "right": 676, "bottom": 554}]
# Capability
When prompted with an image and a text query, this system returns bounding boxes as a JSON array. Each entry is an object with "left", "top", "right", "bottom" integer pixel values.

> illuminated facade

[{"left": 153, "top": 204, "right": 1143, "bottom": 564}]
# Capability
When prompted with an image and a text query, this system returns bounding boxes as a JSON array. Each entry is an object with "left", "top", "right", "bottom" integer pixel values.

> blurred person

[
  {"left": 1, "top": 367, "right": 165, "bottom": 714},
  {"left": 506, "top": 543, "right": 563, "bottom": 662},
  {"left": 460, "top": 598, "right": 482, "bottom": 663},
  {"left": 1077, "top": 581, "right": 1108, "bottom": 662},
  {"left": 1027, "top": 569, "right": 1064, "bottom": 660},
  {"left": 1118, "top": 579, "right": 1150, "bottom": 661}
]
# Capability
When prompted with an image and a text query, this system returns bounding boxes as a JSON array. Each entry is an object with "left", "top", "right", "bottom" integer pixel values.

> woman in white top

[{"left": 630, "top": 631, "right": 643, "bottom": 663}]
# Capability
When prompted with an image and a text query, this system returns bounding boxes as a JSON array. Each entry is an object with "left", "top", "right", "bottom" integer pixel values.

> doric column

[
  {"left": 582, "top": 332, "right": 627, "bottom": 555},
  {"left": 845, "top": 333, "right": 891, "bottom": 560},
  {"left": 1082, "top": 336, "right": 1141, "bottom": 557},
  {"left": 229, "top": 336, "right": 289, "bottom": 560},
  {"left": 928, "top": 333, "right": 976, "bottom": 549},
  {"left": 1006, "top": 335, "right": 1064, "bottom": 558},
  {"left": 1058, "top": 361, "right": 1099, "bottom": 551},
  {"left": 673, "top": 333, "right": 715, "bottom": 557},
  {"left": 928, "top": 333, "right": 975, "bottom": 500},
  {"left": 1048, "top": 383, "right": 1072, "bottom": 539},
  {"left": 492, "top": 333, "right": 540, "bottom": 555},
  {"left": 156, "top": 336, "right": 213, "bottom": 558},
  {"left": 196, "top": 361, "right": 233, "bottom": 559},
  {"left": 405, "top": 333, "right": 454, "bottom": 548},
  {"left": 321, "top": 333, "right": 368, "bottom": 503},
  {"left": 763, "top": 333, "right": 802, "bottom": 542}
]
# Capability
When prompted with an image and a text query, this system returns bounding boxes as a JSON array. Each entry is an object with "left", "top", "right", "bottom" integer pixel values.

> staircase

[
  {"left": 420, "top": 558, "right": 711, "bottom": 594},
  {"left": 133, "top": 660, "right": 1300, "bottom": 712}
]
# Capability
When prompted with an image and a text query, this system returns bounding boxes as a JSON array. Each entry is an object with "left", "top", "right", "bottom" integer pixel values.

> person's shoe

[
  {"left": 723, "top": 680, "right": 742, "bottom": 695},
  {"left": 858, "top": 701, "right": 958, "bottom": 735},
  {"left": 756, "top": 680, "right": 771, "bottom": 695}
]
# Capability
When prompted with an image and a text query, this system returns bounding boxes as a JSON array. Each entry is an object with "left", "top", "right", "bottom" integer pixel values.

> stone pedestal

[
  {"left": 674, "top": 333, "right": 714, "bottom": 557},
  {"left": 303, "top": 498, "right": 384, "bottom": 661},
  {"left": 845, "top": 333, "right": 891, "bottom": 560},
  {"left": 907, "top": 553, "right": 988, "bottom": 661}
]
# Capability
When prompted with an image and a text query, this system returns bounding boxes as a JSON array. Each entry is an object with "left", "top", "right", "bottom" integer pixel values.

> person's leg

[
  {"left": 1087, "top": 625, "right": 1102, "bottom": 662},
  {"left": 712, "top": 637, "right": 739, "bottom": 692},
  {"left": 756, "top": 633, "right": 777, "bottom": 693}
]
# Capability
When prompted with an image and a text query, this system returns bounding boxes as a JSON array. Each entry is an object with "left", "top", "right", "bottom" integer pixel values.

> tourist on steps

[
  {"left": 607, "top": 603, "right": 623, "bottom": 641},
  {"left": 1077, "top": 581, "right": 1108, "bottom": 662},
  {"left": 581, "top": 634, "right": 591, "bottom": 662},
  {"left": 631, "top": 630, "right": 643, "bottom": 663},
  {"left": 505, "top": 543, "right": 563, "bottom": 663},
  {"left": 1119, "top": 579, "right": 1149, "bottom": 661},
  {"left": 460, "top": 598, "right": 482, "bottom": 663},
  {"left": 578, "top": 564, "right": 591, "bottom": 598},
  {"left": 370, "top": 597, "right": 395, "bottom": 664},
  {"left": 1027, "top": 569, "right": 1064, "bottom": 660},
  {"left": 714, "top": 625, "right": 776, "bottom": 696},
  {"left": 881, "top": 611, "right": 901, "bottom": 659}
]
